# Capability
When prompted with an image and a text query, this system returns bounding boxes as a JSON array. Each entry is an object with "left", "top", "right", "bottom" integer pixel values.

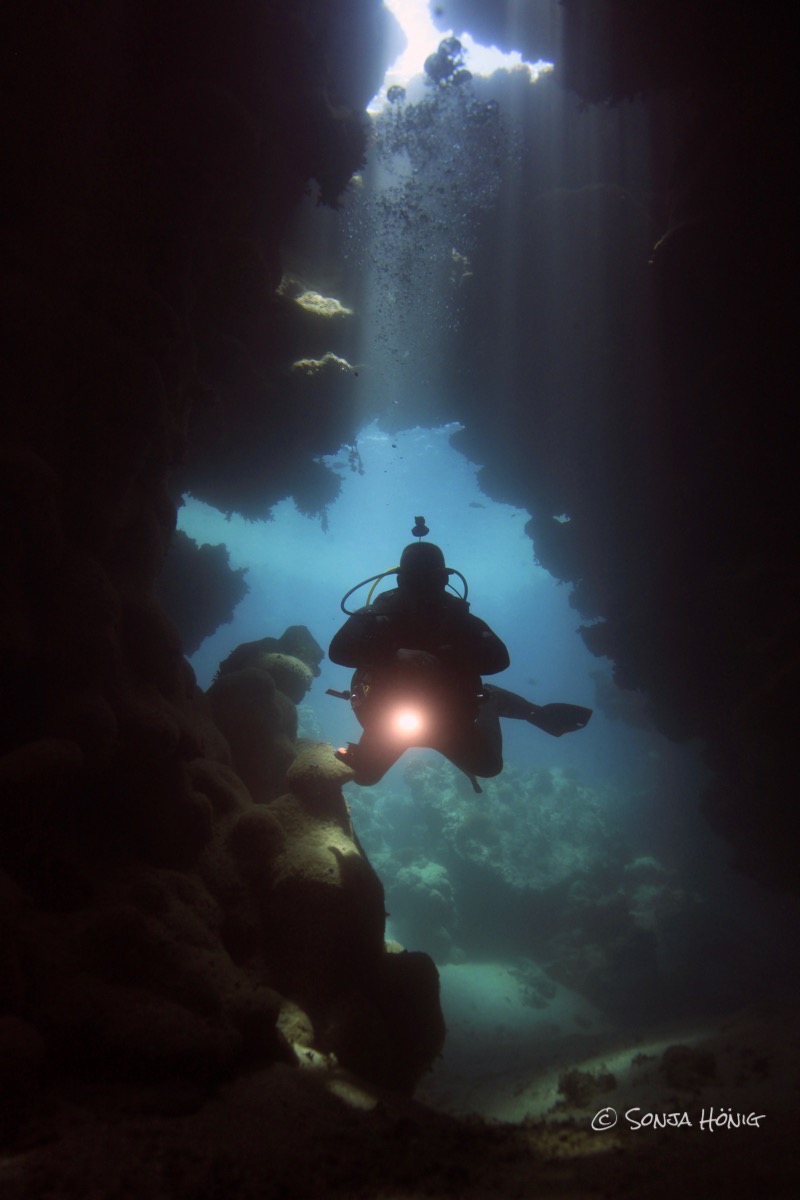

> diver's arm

[
  {"left": 328, "top": 613, "right": 372, "bottom": 666},
  {"left": 473, "top": 624, "right": 510, "bottom": 674},
  {"left": 329, "top": 610, "right": 394, "bottom": 667},
  {"left": 445, "top": 615, "right": 509, "bottom": 675}
]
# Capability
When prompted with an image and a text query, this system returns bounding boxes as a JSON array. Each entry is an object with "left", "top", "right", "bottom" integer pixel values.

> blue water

[
  {"left": 171, "top": 16, "right": 800, "bottom": 1116},
  {"left": 177, "top": 409, "right": 799, "bottom": 1055},
  {"left": 180, "top": 418, "right": 706, "bottom": 855}
]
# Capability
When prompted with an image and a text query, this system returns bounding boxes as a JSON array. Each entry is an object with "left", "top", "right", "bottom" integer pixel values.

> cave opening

[
  {"left": 6, "top": 0, "right": 799, "bottom": 1188},
  {"left": 172, "top": 0, "right": 794, "bottom": 1123}
]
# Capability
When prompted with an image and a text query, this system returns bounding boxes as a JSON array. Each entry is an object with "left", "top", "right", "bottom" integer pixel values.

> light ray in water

[{"left": 372, "top": 0, "right": 552, "bottom": 111}]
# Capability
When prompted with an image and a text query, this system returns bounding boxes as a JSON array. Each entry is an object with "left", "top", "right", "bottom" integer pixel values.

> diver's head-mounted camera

[{"left": 338, "top": 515, "right": 469, "bottom": 614}]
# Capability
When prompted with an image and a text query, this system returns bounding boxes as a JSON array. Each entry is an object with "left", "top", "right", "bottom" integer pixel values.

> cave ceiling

[{"left": 3, "top": 0, "right": 797, "bottom": 895}]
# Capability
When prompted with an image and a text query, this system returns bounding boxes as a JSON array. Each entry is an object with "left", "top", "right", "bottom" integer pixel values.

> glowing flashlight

[{"left": 393, "top": 708, "right": 423, "bottom": 736}]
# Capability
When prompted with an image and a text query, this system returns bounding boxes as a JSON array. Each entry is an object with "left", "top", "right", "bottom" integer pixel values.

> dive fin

[{"left": 527, "top": 703, "right": 593, "bottom": 737}]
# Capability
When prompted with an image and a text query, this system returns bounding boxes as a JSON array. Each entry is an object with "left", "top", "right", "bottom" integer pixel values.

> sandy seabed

[{"left": 2, "top": 972, "right": 796, "bottom": 1199}]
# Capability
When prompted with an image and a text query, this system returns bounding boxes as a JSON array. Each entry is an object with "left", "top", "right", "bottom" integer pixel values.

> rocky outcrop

[
  {"left": 1, "top": 0, "right": 442, "bottom": 1124},
  {"left": 156, "top": 531, "right": 249, "bottom": 656},
  {"left": 0, "top": 634, "right": 444, "bottom": 1119},
  {"left": 412, "top": 1, "right": 798, "bottom": 890}
]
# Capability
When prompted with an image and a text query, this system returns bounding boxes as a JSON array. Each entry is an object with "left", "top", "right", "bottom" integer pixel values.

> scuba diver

[{"left": 327, "top": 517, "right": 592, "bottom": 791}]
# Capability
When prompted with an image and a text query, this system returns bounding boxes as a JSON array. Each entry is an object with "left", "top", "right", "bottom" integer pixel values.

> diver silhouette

[{"left": 327, "top": 518, "right": 592, "bottom": 791}]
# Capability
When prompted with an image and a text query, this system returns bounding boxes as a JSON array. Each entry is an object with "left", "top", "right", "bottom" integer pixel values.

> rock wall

[
  {"left": 3, "top": 0, "right": 797, "bottom": 1135},
  {"left": 432, "top": 0, "right": 798, "bottom": 890},
  {"left": 1, "top": 0, "right": 444, "bottom": 1123}
]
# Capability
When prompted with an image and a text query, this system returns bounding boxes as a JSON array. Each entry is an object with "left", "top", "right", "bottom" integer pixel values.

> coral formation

[
  {"left": 292, "top": 292, "right": 353, "bottom": 318},
  {"left": 347, "top": 757, "right": 746, "bottom": 1022},
  {"left": 0, "top": 628, "right": 445, "bottom": 1115},
  {"left": 404, "top": 758, "right": 618, "bottom": 893},
  {"left": 387, "top": 860, "right": 459, "bottom": 962},
  {"left": 291, "top": 352, "right": 354, "bottom": 376}
]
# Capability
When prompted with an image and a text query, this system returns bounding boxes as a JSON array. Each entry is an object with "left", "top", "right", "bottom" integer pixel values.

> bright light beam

[
  {"left": 394, "top": 708, "right": 423, "bottom": 736},
  {"left": 372, "top": 0, "right": 552, "bottom": 111}
]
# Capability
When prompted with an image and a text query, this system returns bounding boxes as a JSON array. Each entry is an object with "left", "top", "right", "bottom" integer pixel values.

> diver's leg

[
  {"left": 441, "top": 696, "right": 504, "bottom": 779},
  {"left": 481, "top": 683, "right": 537, "bottom": 720},
  {"left": 335, "top": 731, "right": 404, "bottom": 786},
  {"left": 482, "top": 684, "right": 592, "bottom": 736}
]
